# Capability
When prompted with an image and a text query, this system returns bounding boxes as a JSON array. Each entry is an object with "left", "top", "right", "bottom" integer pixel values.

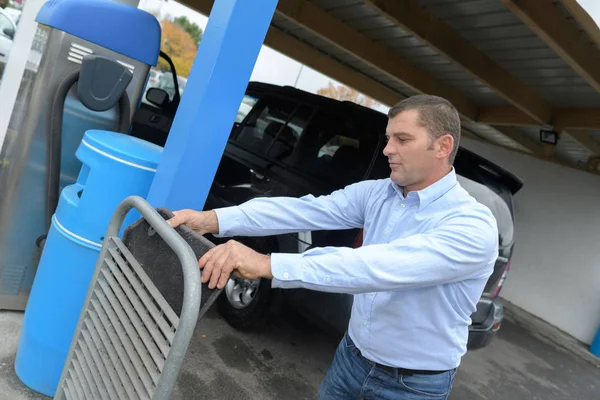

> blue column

[{"left": 146, "top": 0, "right": 278, "bottom": 210}]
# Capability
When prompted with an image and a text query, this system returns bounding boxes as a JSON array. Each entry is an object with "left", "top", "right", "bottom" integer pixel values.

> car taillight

[
  {"left": 490, "top": 259, "right": 511, "bottom": 299},
  {"left": 353, "top": 229, "right": 364, "bottom": 248}
]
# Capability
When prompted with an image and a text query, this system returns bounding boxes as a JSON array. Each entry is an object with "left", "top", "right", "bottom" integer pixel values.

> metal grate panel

[
  {"left": 0, "top": 263, "right": 26, "bottom": 295},
  {"left": 61, "top": 236, "right": 179, "bottom": 400}
]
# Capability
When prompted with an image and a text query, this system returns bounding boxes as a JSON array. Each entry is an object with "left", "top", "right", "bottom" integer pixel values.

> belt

[
  {"left": 365, "top": 359, "right": 449, "bottom": 377},
  {"left": 345, "top": 333, "right": 450, "bottom": 377}
]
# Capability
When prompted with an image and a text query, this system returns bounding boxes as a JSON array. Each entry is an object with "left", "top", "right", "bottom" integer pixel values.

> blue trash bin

[
  {"left": 591, "top": 324, "right": 600, "bottom": 357},
  {"left": 15, "top": 130, "right": 162, "bottom": 396}
]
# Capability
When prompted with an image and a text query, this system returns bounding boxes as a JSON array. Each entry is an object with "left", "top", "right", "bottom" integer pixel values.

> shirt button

[
  {"left": 363, "top": 321, "right": 368, "bottom": 326},
  {"left": 283, "top": 272, "right": 289, "bottom": 279},
  {"left": 401, "top": 203, "right": 406, "bottom": 208}
]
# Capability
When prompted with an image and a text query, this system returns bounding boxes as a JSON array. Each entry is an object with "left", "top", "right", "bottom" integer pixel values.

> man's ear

[{"left": 436, "top": 134, "right": 454, "bottom": 160}]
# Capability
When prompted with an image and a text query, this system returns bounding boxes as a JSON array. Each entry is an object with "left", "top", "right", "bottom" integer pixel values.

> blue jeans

[{"left": 319, "top": 332, "right": 457, "bottom": 399}]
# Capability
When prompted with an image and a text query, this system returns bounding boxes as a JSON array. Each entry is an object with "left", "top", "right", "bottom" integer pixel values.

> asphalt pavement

[{"left": 0, "top": 302, "right": 599, "bottom": 399}]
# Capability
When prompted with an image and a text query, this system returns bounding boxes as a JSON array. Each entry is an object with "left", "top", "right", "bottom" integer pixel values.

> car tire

[{"left": 217, "top": 276, "right": 273, "bottom": 330}]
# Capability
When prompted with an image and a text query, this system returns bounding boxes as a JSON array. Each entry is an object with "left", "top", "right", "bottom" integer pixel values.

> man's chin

[{"left": 390, "top": 173, "right": 407, "bottom": 187}]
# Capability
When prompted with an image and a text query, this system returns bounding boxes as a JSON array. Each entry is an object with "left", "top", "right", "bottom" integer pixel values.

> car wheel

[{"left": 217, "top": 275, "right": 273, "bottom": 330}]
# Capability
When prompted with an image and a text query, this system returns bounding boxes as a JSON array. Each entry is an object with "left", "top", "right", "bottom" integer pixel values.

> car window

[
  {"left": 265, "top": 105, "right": 314, "bottom": 161},
  {"left": 456, "top": 175, "right": 514, "bottom": 247},
  {"left": 157, "top": 74, "right": 174, "bottom": 94},
  {"left": 177, "top": 76, "right": 187, "bottom": 91},
  {"left": 234, "top": 97, "right": 307, "bottom": 155},
  {"left": 283, "top": 110, "right": 378, "bottom": 186},
  {"left": 235, "top": 95, "right": 259, "bottom": 123}
]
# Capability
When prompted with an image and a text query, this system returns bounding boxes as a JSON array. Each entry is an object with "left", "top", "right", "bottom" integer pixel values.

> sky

[
  {"left": 578, "top": 0, "right": 600, "bottom": 22},
  {"left": 137, "top": 0, "right": 600, "bottom": 115}
]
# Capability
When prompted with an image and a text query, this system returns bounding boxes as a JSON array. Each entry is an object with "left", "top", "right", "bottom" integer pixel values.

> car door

[
  {"left": 268, "top": 107, "right": 381, "bottom": 248},
  {"left": 267, "top": 107, "right": 382, "bottom": 333}
]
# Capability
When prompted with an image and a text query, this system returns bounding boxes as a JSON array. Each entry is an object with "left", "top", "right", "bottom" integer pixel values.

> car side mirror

[
  {"left": 2, "top": 27, "right": 15, "bottom": 40},
  {"left": 146, "top": 87, "right": 169, "bottom": 108}
]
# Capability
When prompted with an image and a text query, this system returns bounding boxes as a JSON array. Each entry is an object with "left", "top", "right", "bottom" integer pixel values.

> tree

[
  {"left": 174, "top": 16, "right": 203, "bottom": 45},
  {"left": 317, "top": 81, "right": 379, "bottom": 108},
  {"left": 158, "top": 20, "right": 198, "bottom": 77}
]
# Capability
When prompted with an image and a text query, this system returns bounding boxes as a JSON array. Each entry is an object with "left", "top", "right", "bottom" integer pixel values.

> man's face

[{"left": 383, "top": 109, "right": 440, "bottom": 189}]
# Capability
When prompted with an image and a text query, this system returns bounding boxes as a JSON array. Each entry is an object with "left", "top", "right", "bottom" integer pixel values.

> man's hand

[
  {"left": 167, "top": 209, "right": 219, "bottom": 236},
  {"left": 199, "top": 240, "right": 273, "bottom": 289}
]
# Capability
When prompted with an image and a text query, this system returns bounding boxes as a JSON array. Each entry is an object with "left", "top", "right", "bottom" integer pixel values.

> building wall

[{"left": 461, "top": 138, "right": 600, "bottom": 345}]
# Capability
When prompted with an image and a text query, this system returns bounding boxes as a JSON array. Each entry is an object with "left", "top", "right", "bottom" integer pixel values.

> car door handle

[{"left": 250, "top": 169, "right": 267, "bottom": 181}]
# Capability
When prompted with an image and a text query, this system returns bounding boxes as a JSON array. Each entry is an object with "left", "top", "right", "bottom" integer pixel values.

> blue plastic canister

[
  {"left": 591, "top": 324, "right": 600, "bottom": 358},
  {"left": 15, "top": 130, "right": 162, "bottom": 396}
]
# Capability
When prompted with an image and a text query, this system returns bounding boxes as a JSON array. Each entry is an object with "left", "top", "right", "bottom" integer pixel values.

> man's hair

[{"left": 388, "top": 94, "right": 461, "bottom": 164}]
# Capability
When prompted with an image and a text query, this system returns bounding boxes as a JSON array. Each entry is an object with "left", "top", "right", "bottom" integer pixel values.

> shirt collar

[{"left": 389, "top": 168, "right": 458, "bottom": 210}]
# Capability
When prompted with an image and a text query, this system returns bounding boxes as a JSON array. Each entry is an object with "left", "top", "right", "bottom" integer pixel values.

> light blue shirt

[{"left": 214, "top": 168, "right": 499, "bottom": 370}]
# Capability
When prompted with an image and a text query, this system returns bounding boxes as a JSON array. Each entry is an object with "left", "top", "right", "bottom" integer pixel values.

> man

[{"left": 168, "top": 94, "right": 499, "bottom": 399}]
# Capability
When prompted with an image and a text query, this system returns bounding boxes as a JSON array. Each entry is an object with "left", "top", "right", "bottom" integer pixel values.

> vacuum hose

[
  {"left": 45, "top": 62, "right": 132, "bottom": 231},
  {"left": 46, "top": 70, "right": 80, "bottom": 230},
  {"left": 117, "top": 91, "right": 131, "bottom": 134}
]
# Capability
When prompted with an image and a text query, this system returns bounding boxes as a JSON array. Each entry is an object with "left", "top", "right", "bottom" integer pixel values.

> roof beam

[
  {"left": 274, "top": 0, "right": 479, "bottom": 120},
  {"left": 542, "top": 143, "right": 557, "bottom": 158},
  {"left": 559, "top": 0, "right": 600, "bottom": 50},
  {"left": 564, "top": 131, "right": 600, "bottom": 155},
  {"left": 178, "top": 0, "right": 600, "bottom": 147},
  {"left": 183, "top": 0, "right": 405, "bottom": 106},
  {"left": 365, "top": 0, "right": 552, "bottom": 125},
  {"left": 502, "top": 0, "right": 600, "bottom": 94},
  {"left": 587, "top": 156, "right": 600, "bottom": 171},
  {"left": 476, "top": 106, "right": 600, "bottom": 130},
  {"left": 492, "top": 126, "right": 544, "bottom": 155},
  {"left": 264, "top": 28, "right": 404, "bottom": 107},
  {"left": 365, "top": 0, "right": 600, "bottom": 156},
  {"left": 477, "top": 106, "right": 540, "bottom": 127},
  {"left": 481, "top": 107, "right": 600, "bottom": 154},
  {"left": 461, "top": 129, "right": 477, "bottom": 140},
  {"left": 552, "top": 109, "right": 600, "bottom": 130},
  {"left": 504, "top": 0, "right": 600, "bottom": 158}
]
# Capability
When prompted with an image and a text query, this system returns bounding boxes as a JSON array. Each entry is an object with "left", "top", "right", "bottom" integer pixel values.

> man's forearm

[
  {"left": 213, "top": 183, "right": 370, "bottom": 238},
  {"left": 202, "top": 210, "right": 220, "bottom": 234},
  {"left": 269, "top": 214, "right": 498, "bottom": 294}
]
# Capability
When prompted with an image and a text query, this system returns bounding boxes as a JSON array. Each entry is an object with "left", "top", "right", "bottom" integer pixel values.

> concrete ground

[{"left": 1, "top": 305, "right": 599, "bottom": 400}]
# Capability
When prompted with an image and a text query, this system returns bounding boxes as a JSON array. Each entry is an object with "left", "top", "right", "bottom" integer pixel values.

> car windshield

[{"left": 177, "top": 77, "right": 187, "bottom": 90}]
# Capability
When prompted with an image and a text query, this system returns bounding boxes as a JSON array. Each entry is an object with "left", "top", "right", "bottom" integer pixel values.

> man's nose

[{"left": 383, "top": 141, "right": 394, "bottom": 156}]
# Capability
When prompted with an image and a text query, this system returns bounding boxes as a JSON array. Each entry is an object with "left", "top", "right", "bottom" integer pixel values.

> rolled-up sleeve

[{"left": 270, "top": 209, "right": 499, "bottom": 294}]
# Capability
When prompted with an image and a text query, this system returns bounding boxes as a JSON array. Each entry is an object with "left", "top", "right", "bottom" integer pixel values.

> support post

[{"left": 146, "top": 0, "right": 278, "bottom": 210}]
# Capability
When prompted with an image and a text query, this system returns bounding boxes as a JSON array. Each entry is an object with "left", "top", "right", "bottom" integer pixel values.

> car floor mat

[{"left": 121, "top": 207, "right": 222, "bottom": 319}]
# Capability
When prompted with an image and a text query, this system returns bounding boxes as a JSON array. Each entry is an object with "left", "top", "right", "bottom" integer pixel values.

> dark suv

[{"left": 136, "top": 80, "right": 523, "bottom": 350}]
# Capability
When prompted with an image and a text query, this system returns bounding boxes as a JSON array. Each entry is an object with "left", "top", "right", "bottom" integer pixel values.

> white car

[
  {"left": 2, "top": 7, "right": 21, "bottom": 25},
  {"left": 0, "top": 8, "right": 17, "bottom": 59}
]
